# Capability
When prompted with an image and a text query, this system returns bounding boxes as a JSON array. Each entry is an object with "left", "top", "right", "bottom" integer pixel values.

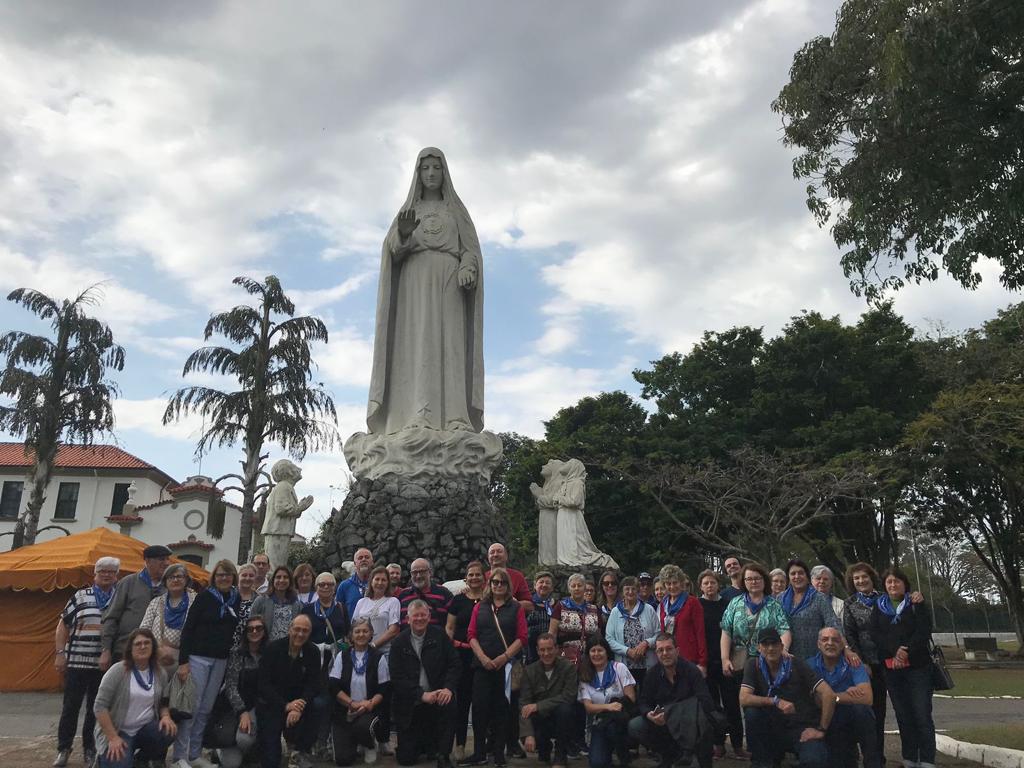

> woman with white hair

[
  {"left": 810, "top": 564, "right": 845, "bottom": 621},
  {"left": 768, "top": 568, "right": 788, "bottom": 597}
]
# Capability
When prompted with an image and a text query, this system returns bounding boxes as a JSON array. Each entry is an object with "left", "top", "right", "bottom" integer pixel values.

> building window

[
  {"left": 54, "top": 482, "right": 80, "bottom": 520},
  {"left": 177, "top": 554, "right": 204, "bottom": 567},
  {"left": 0, "top": 481, "right": 23, "bottom": 519},
  {"left": 110, "top": 483, "right": 131, "bottom": 515}
]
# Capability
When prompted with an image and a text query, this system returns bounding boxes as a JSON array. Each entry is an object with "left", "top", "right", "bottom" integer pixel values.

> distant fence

[{"left": 933, "top": 632, "right": 1016, "bottom": 646}]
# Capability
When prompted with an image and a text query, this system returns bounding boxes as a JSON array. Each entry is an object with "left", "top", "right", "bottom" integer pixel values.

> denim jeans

[
  {"left": 57, "top": 667, "right": 102, "bottom": 752},
  {"left": 587, "top": 715, "right": 629, "bottom": 768},
  {"left": 744, "top": 707, "right": 827, "bottom": 768},
  {"left": 175, "top": 655, "right": 228, "bottom": 761},
  {"left": 826, "top": 703, "right": 882, "bottom": 768},
  {"left": 885, "top": 664, "right": 935, "bottom": 765},
  {"left": 97, "top": 719, "right": 173, "bottom": 768}
]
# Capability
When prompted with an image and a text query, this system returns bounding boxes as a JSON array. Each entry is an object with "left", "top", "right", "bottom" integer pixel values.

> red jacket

[{"left": 659, "top": 594, "right": 707, "bottom": 667}]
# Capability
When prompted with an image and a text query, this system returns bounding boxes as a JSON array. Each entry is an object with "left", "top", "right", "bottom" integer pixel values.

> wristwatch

[{"left": 55, "top": 650, "right": 67, "bottom": 656}]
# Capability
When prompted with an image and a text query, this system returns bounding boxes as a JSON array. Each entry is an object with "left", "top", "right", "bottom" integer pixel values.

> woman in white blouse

[{"left": 578, "top": 636, "right": 636, "bottom": 768}]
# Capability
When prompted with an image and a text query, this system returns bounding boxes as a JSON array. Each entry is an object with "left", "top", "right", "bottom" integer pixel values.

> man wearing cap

[
  {"left": 99, "top": 544, "right": 170, "bottom": 670},
  {"left": 637, "top": 573, "right": 658, "bottom": 608},
  {"left": 739, "top": 628, "right": 835, "bottom": 768},
  {"left": 52, "top": 556, "right": 120, "bottom": 768},
  {"left": 811, "top": 627, "right": 881, "bottom": 768}
]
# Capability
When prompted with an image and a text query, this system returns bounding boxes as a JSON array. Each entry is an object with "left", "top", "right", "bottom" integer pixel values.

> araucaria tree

[
  {"left": 0, "top": 287, "right": 125, "bottom": 548},
  {"left": 164, "top": 276, "right": 338, "bottom": 562}
]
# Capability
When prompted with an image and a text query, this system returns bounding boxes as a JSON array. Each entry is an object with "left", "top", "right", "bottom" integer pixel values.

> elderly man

[
  {"left": 336, "top": 547, "right": 374, "bottom": 616},
  {"left": 720, "top": 556, "right": 744, "bottom": 601},
  {"left": 486, "top": 542, "right": 533, "bottom": 612},
  {"left": 740, "top": 628, "right": 835, "bottom": 768},
  {"left": 390, "top": 599, "right": 460, "bottom": 768},
  {"left": 628, "top": 633, "right": 716, "bottom": 768},
  {"left": 811, "top": 627, "right": 880, "bottom": 768},
  {"left": 256, "top": 614, "right": 324, "bottom": 768},
  {"left": 53, "top": 556, "right": 120, "bottom": 768},
  {"left": 387, "top": 562, "right": 404, "bottom": 595},
  {"left": 810, "top": 565, "right": 845, "bottom": 621},
  {"left": 99, "top": 544, "right": 170, "bottom": 669},
  {"left": 520, "top": 633, "right": 578, "bottom": 768},
  {"left": 398, "top": 558, "right": 453, "bottom": 626},
  {"left": 252, "top": 552, "right": 271, "bottom": 595}
]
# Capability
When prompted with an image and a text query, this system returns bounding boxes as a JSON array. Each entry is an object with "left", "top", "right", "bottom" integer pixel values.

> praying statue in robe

[
  {"left": 533, "top": 458, "right": 618, "bottom": 569},
  {"left": 365, "top": 147, "right": 485, "bottom": 435},
  {"left": 530, "top": 459, "right": 563, "bottom": 565}
]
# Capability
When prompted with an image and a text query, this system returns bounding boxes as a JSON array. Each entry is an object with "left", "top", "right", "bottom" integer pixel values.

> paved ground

[{"left": 1, "top": 692, "right": 1009, "bottom": 768}]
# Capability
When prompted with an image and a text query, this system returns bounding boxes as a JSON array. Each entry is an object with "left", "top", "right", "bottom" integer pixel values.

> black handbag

[
  {"left": 929, "top": 642, "right": 954, "bottom": 691},
  {"left": 203, "top": 692, "right": 241, "bottom": 748}
]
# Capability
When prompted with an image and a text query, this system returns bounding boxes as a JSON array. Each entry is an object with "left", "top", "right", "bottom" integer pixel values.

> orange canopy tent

[{"left": 0, "top": 527, "right": 209, "bottom": 691}]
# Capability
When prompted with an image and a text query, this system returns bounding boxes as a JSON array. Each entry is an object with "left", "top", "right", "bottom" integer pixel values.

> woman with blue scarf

[
  {"left": 842, "top": 561, "right": 889, "bottom": 753},
  {"left": 720, "top": 562, "right": 791, "bottom": 679},
  {"left": 176, "top": 559, "right": 241, "bottom": 768},
  {"left": 656, "top": 565, "right": 707, "bottom": 672},
  {"left": 604, "top": 576, "right": 658, "bottom": 690},
  {"left": 577, "top": 636, "right": 635, "bottom": 768},
  {"left": 870, "top": 567, "right": 936, "bottom": 768},
  {"left": 778, "top": 559, "right": 840, "bottom": 660}
]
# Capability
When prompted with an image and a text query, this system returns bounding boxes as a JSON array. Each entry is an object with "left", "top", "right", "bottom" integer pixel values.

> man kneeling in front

[
  {"left": 628, "top": 633, "right": 716, "bottom": 768},
  {"left": 811, "top": 627, "right": 881, "bottom": 768},
  {"left": 520, "top": 633, "right": 577, "bottom": 768},
  {"left": 740, "top": 628, "right": 836, "bottom": 768}
]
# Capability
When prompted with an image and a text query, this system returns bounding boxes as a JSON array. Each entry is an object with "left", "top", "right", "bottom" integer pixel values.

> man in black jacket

[
  {"left": 389, "top": 599, "right": 460, "bottom": 768},
  {"left": 629, "top": 633, "right": 716, "bottom": 768},
  {"left": 256, "top": 614, "right": 324, "bottom": 768}
]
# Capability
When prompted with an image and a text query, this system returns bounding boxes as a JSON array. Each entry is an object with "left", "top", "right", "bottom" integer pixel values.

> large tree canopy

[{"left": 773, "top": 0, "right": 1024, "bottom": 299}]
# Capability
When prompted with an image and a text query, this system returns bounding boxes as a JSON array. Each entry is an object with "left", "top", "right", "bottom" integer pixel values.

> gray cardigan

[
  {"left": 250, "top": 594, "right": 301, "bottom": 638},
  {"left": 101, "top": 572, "right": 165, "bottom": 656},
  {"left": 93, "top": 663, "right": 169, "bottom": 755}
]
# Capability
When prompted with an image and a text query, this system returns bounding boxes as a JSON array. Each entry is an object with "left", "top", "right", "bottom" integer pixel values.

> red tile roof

[{"left": 0, "top": 443, "right": 160, "bottom": 472}]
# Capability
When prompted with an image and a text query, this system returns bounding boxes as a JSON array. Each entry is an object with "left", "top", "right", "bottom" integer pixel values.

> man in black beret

[{"left": 98, "top": 544, "right": 171, "bottom": 670}]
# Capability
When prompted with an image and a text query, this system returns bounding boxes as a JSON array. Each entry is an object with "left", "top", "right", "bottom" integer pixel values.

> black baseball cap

[
  {"left": 757, "top": 628, "right": 782, "bottom": 645},
  {"left": 638, "top": 572, "right": 653, "bottom": 581}
]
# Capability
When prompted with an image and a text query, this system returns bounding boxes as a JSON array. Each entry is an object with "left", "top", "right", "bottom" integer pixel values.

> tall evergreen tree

[
  {"left": 0, "top": 287, "right": 125, "bottom": 548},
  {"left": 164, "top": 276, "right": 337, "bottom": 562}
]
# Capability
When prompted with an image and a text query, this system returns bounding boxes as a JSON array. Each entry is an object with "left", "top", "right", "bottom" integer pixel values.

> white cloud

[
  {"left": 115, "top": 397, "right": 204, "bottom": 442},
  {"left": 316, "top": 327, "right": 374, "bottom": 389}
]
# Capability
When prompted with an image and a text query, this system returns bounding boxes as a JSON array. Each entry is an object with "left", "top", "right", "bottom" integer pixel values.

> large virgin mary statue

[{"left": 366, "top": 148, "right": 485, "bottom": 435}]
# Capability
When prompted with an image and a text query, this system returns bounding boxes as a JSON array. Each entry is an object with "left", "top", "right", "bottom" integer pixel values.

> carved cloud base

[{"left": 343, "top": 427, "right": 503, "bottom": 483}]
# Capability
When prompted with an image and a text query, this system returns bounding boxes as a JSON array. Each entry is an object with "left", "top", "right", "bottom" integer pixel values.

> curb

[{"left": 936, "top": 734, "right": 1024, "bottom": 768}]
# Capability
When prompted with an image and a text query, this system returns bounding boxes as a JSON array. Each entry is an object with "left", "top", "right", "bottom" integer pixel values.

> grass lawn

[
  {"left": 949, "top": 723, "right": 1024, "bottom": 752},
  {"left": 939, "top": 667, "right": 1024, "bottom": 697}
]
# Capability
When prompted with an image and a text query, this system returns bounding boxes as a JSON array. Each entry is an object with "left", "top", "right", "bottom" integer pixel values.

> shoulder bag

[
  {"left": 929, "top": 640, "right": 954, "bottom": 691},
  {"left": 492, "top": 603, "right": 525, "bottom": 691}
]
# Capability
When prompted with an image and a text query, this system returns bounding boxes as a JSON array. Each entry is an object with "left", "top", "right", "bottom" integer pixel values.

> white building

[{"left": 0, "top": 443, "right": 244, "bottom": 568}]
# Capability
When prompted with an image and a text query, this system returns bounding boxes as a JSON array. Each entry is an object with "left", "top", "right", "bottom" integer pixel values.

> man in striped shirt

[
  {"left": 53, "top": 556, "right": 120, "bottom": 768},
  {"left": 398, "top": 558, "right": 453, "bottom": 626}
]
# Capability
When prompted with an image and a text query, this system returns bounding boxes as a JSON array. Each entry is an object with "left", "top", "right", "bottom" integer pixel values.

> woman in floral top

[
  {"left": 719, "top": 562, "right": 791, "bottom": 678},
  {"left": 140, "top": 564, "right": 196, "bottom": 670}
]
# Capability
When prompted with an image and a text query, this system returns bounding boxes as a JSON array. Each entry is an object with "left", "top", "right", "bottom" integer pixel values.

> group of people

[{"left": 52, "top": 543, "right": 939, "bottom": 768}]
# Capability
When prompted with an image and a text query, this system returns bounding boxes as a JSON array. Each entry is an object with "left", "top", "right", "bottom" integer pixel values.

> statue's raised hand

[{"left": 397, "top": 209, "right": 420, "bottom": 241}]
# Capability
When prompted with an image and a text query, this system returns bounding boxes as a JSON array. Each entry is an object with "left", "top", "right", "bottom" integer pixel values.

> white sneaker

[
  {"left": 377, "top": 740, "right": 394, "bottom": 757},
  {"left": 364, "top": 747, "right": 378, "bottom": 764},
  {"left": 171, "top": 760, "right": 192, "bottom": 768}
]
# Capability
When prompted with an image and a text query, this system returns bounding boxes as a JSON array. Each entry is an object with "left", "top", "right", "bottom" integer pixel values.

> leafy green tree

[
  {"left": 491, "top": 431, "right": 549, "bottom": 564},
  {"left": 774, "top": 0, "right": 1024, "bottom": 299},
  {"left": 904, "top": 381, "right": 1024, "bottom": 650},
  {"left": 164, "top": 276, "right": 338, "bottom": 562},
  {"left": 0, "top": 287, "right": 124, "bottom": 548}
]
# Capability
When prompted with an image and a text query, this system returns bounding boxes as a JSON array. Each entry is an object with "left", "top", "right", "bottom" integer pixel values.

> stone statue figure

[
  {"left": 532, "top": 458, "right": 618, "bottom": 569},
  {"left": 262, "top": 459, "right": 312, "bottom": 569},
  {"left": 530, "top": 459, "right": 563, "bottom": 565},
  {"left": 368, "top": 147, "right": 484, "bottom": 435},
  {"left": 343, "top": 147, "right": 502, "bottom": 482}
]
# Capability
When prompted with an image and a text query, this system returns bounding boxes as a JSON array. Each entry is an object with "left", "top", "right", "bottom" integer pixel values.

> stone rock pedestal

[{"left": 322, "top": 474, "right": 507, "bottom": 582}]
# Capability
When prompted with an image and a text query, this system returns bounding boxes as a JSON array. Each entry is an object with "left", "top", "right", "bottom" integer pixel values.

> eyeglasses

[
  {"left": 246, "top": 626, "right": 265, "bottom": 634},
  {"left": 490, "top": 579, "right": 507, "bottom": 586},
  {"left": 410, "top": 568, "right": 429, "bottom": 575},
  {"left": 602, "top": 581, "right": 617, "bottom": 587},
  {"left": 215, "top": 572, "right": 233, "bottom": 578},
  {"left": 316, "top": 582, "right": 334, "bottom": 588},
  {"left": 743, "top": 577, "right": 764, "bottom": 583},
  {"left": 167, "top": 574, "right": 186, "bottom": 580},
  {"left": 131, "top": 640, "right": 152, "bottom": 648}
]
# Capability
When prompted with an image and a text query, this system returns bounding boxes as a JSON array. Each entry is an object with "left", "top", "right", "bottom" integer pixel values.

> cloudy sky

[{"left": 0, "top": 1, "right": 1017, "bottom": 538}]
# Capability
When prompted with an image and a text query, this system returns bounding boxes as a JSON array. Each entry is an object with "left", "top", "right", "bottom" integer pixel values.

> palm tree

[
  {"left": 163, "top": 275, "right": 338, "bottom": 561},
  {"left": 0, "top": 286, "right": 125, "bottom": 548}
]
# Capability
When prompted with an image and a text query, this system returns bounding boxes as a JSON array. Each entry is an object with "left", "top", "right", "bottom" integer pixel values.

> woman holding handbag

[
  {"left": 459, "top": 567, "right": 527, "bottom": 768},
  {"left": 719, "top": 562, "right": 791, "bottom": 678}
]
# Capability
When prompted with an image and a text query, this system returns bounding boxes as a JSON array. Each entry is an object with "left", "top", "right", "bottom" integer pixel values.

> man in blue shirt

[
  {"left": 335, "top": 547, "right": 374, "bottom": 616},
  {"left": 810, "top": 627, "right": 881, "bottom": 768}
]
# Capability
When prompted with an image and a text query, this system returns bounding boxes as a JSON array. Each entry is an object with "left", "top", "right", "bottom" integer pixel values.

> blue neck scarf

[
  {"left": 662, "top": 592, "right": 688, "bottom": 617},
  {"left": 561, "top": 596, "right": 588, "bottom": 613},
  {"left": 855, "top": 591, "right": 879, "bottom": 608},
  {"left": 92, "top": 585, "right": 115, "bottom": 611},
  {"left": 164, "top": 591, "right": 190, "bottom": 630},
  {"left": 593, "top": 663, "right": 616, "bottom": 691},
  {"left": 780, "top": 586, "right": 817, "bottom": 617},
  {"left": 138, "top": 569, "right": 156, "bottom": 589},
  {"left": 616, "top": 600, "right": 644, "bottom": 620},
  {"left": 351, "top": 648, "right": 369, "bottom": 676},
  {"left": 208, "top": 586, "right": 239, "bottom": 619},
  {"left": 811, "top": 651, "right": 850, "bottom": 691},
  {"left": 877, "top": 593, "right": 910, "bottom": 624},
  {"left": 132, "top": 665, "right": 154, "bottom": 691},
  {"left": 349, "top": 574, "right": 368, "bottom": 593},
  {"left": 758, "top": 653, "right": 792, "bottom": 697},
  {"left": 533, "top": 593, "right": 553, "bottom": 616},
  {"left": 314, "top": 599, "right": 339, "bottom": 621},
  {"left": 744, "top": 593, "right": 767, "bottom": 615}
]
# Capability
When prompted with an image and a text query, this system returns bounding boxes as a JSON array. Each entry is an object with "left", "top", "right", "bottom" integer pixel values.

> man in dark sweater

[
  {"left": 256, "top": 614, "right": 324, "bottom": 768},
  {"left": 628, "top": 633, "right": 716, "bottom": 768},
  {"left": 520, "top": 633, "right": 577, "bottom": 768},
  {"left": 389, "top": 599, "right": 460, "bottom": 768}
]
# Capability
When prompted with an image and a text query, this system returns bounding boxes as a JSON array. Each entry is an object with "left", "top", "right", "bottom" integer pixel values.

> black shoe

[
  {"left": 458, "top": 756, "right": 488, "bottom": 767},
  {"left": 566, "top": 747, "right": 580, "bottom": 759},
  {"left": 508, "top": 743, "right": 527, "bottom": 759},
  {"left": 575, "top": 743, "right": 589, "bottom": 756},
  {"left": 438, "top": 757, "right": 454, "bottom": 768}
]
